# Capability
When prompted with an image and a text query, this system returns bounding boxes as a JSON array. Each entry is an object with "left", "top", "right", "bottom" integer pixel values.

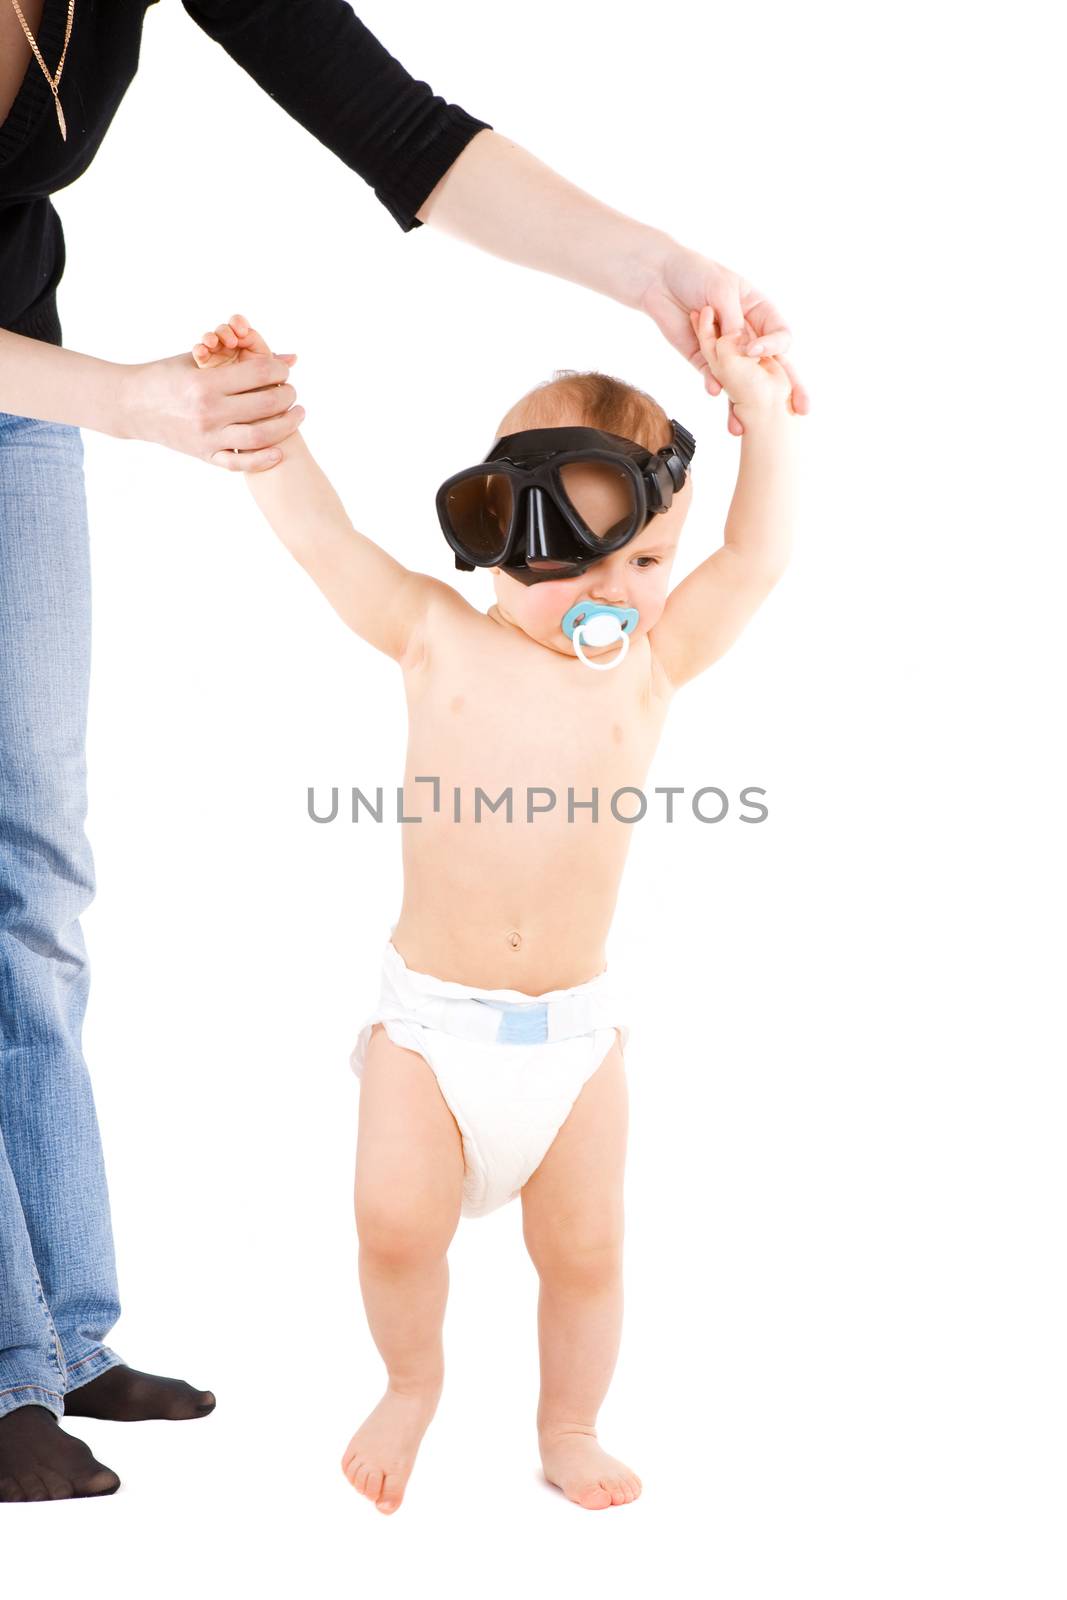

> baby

[{"left": 191, "top": 311, "right": 797, "bottom": 1513}]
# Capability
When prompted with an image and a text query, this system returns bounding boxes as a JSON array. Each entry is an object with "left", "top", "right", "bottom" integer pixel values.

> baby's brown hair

[{"left": 497, "top": 370, "right": 672, "bottom": 454}]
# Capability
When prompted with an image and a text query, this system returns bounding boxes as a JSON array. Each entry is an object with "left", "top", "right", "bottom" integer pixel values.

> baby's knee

[
  {"left": 356, "top": 1192, "right": 455, "bottom": 1268},
  {"left": 525, "top": 1227, "right": 624, "bottom": 1291}
]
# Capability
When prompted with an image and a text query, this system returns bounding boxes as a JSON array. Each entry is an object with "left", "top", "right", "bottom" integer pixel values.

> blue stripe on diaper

[{"left": 474, "top": 999, "right": 550, "bottom": 1044}]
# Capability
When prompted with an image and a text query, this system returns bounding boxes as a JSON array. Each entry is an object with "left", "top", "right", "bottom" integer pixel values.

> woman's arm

[
  {"left": 178, "top": 3, "right": 806, "bottom": 430},
  {"left": 416, "top": 132, "right": 673, "bottom": 326},
  {"left": 0, "top": 328, "right": 301, "bottom": 468},
  {"left": 415, "top": 130, "right": 809, "bottom": 431},
  {"left": 180, "top": 0, "right": 490, "bottom": 231},
  {"left": 0, "top": 329, "right": 128, "bottom": 434}
]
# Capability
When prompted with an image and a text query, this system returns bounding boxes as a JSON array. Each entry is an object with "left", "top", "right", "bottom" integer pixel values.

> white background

[{"left": 5, "top": 0, "right": 1065, "bottom": 1593}]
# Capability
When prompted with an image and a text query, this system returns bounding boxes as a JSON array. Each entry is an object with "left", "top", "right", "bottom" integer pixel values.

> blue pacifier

[{"left": 560, "top": 601, "right": 640, "bottom": 671}]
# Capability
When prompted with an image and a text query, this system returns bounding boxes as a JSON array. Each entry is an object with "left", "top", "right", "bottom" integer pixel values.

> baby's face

[{"left": 490, "top": 475, "right": 692, "bottom": 658}]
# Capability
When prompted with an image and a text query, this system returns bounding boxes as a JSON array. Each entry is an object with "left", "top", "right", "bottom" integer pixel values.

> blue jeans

[{"left": 0, "top": 410, "right": 124, "bottom": 1419}]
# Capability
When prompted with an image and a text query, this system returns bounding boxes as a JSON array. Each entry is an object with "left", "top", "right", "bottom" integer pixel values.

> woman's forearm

[
  {"left": 415, "top": 129, "right": 675, "bottom": 311},
  {"left": 0, "top": 330, "right": 127, "bottom": 434},
  {"left": 414, "top": 127, "right": 809, "bottom": 427}
]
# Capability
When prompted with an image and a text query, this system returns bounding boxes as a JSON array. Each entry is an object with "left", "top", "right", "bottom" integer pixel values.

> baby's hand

[
  {"left": 690, "top": 307, "right": 794, "bottom": 421},
  {"left": 192, "top": 312, "right": 276, "bottom": 370}
]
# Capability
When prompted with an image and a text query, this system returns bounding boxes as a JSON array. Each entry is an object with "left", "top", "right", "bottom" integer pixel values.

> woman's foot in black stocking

[
  {"left": 0, "top": 1407, "right": 120, "bottom": 1500},
  {"left": 63, "top": 1364, "right": 216, "bottom": 1422}
]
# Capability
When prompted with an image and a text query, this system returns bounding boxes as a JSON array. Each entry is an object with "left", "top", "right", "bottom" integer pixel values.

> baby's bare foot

[
  {"left": 341, "top": 1385, "right": 440, "bottom": 1515},
  {"left": 539, "top": 1427, "right": 642, "bottom": 1509}
]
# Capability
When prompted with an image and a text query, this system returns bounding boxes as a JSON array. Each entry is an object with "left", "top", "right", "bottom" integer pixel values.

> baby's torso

[{"left": 389, "top": 589, "right": 676, "bottom": 992}]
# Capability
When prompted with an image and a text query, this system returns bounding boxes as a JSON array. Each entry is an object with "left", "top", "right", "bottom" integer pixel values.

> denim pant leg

[{"left": 0, "top": 410, "right": 124, "bottom": 1419}]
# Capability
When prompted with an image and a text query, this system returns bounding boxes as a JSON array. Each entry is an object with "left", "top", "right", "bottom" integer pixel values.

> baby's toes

[
  {"left": 593, "top": 1464, "right": 642, "bottom": 1507},
  {"left": 576, "top": 1480, "right": 613, "bottom": 1510},
  {"left": 377, "top": 1472, "right": 404, "bottom": 1514},
  {"left": 363, "top": 1467, "right": 383, "bottom": 1502}
]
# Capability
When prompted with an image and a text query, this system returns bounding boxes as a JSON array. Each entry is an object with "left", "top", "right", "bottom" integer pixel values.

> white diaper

[{"left": 350, "top": 933, "right": 629, "bottom": 1219}]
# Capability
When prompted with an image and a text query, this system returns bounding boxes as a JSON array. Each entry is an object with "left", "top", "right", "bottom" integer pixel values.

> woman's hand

[
  {"left": 116, "top": 326, "right": 301, "bottom": 473},
  {"left": 639, "top": 242, "right": 809, "bottom": 435}
]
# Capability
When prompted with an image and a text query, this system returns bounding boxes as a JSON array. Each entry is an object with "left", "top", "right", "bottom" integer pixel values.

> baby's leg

[
  {"left": 520, "top": 1034, "right": 642, "bottom": 1509},
  {"left": 342, "top": 1023, "right": 464, "bottom": 1514}
]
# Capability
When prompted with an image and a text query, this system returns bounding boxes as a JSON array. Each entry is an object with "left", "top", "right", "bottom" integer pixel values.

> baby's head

[{"left": 481, "top": 371, "right": 693, "bottom": 660}]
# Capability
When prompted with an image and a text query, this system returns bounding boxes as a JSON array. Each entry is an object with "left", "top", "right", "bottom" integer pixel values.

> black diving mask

[{"left": 435, "top": 419, "right": 696, "bottom": 585}]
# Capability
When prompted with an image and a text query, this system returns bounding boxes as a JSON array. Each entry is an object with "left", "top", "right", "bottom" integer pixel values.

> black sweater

[{"left": 0, "top": 0, "right": 491, "bottom": 346}]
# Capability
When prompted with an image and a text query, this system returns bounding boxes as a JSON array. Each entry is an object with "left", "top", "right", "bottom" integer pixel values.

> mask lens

[
  {"left": 556, "top": 461, "right": 638, "bottom": 546},
  {"left": 444, "top": 472, "right": 514, "bottom": 561}
]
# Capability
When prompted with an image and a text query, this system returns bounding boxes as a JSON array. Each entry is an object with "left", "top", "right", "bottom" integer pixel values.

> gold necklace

[{"left": 9, "top": 0, "right": 76, "bottom": 142}]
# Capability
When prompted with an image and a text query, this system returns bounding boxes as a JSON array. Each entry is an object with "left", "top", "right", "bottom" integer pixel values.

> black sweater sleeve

[{"left": 180, "top": 0, "right": 492, "bottom": 230}]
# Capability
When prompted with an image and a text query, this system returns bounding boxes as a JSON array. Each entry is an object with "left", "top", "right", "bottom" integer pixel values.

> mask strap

[{"left": 658, "top": 419, "right": 697, "bottom": 491}]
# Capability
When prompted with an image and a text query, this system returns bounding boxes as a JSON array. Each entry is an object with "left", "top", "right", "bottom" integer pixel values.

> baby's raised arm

[
  {"left": 191, "top": 314, "right": 447, "bottom": 665},
  {"left": 648, "top": 311, "right": 798, "bottom": 689}
]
